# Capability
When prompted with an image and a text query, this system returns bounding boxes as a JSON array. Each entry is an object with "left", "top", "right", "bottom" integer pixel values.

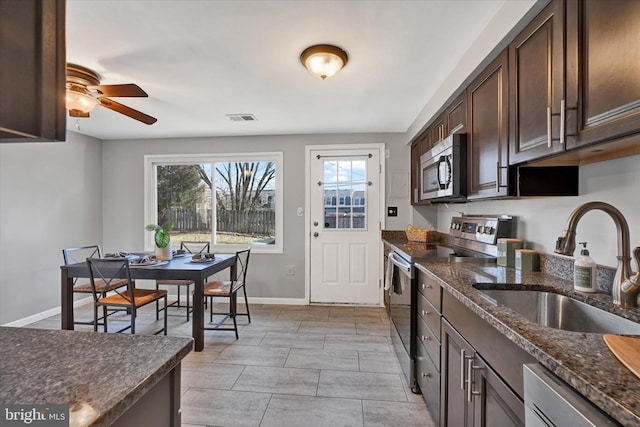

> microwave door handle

[{"left": 436, "top": 156, "right": 446, "bottom": 189}]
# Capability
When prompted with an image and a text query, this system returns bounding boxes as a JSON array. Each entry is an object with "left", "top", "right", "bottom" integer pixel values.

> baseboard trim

[
  {"left": 2, "top": 296, "right": 311, "bottom": 326},
  {"left": 2, "top": 296, "right": 93, "bottom": 327}
]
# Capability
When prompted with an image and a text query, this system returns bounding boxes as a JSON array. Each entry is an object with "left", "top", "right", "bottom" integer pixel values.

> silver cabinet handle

[
  {"left": 460, "top": 349, "right": 467, "bottom": 390},
  {"left": 547, "top": 106, "right": 552, "bottom": 148},
  {"left": 421, "top": 283, "right": 426, "bottom": 290},
  {"left": 495, "top": 162, "right": 500, "bottom": 191},
  {"left": 560, "top": 99, "right": 565, "bottom": 145},
  {"left": 466, "top": 358, "right": 483, "bottom": 402},
  {"left": 313, "top": 232, "right": 319, "bottom": 238},
  {"left": 422, "top": 371, "right": 431, "bottom": 378},
  {"left": 421, "top": 335, "right": 430, "bottom": 342}
]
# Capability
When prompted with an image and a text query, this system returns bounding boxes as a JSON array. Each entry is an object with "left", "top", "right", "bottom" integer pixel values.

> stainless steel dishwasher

[{"left": 523, "top": 364, "right": 619, "bottom": 426}]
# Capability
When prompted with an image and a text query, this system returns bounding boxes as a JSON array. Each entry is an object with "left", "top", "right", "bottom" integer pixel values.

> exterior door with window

[{"left": 308, "top": 146, "right": 382, "bottom": 305}]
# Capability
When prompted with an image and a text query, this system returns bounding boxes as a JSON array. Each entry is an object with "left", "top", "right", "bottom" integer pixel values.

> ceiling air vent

[{"left": 226, "top": 114, "right": 257, "bottom": 122}]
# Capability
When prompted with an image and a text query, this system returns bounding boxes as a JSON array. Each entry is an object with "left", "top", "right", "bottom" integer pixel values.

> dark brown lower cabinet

[{"left": 441, "top": 320, "right": 524, "bottom": 427}]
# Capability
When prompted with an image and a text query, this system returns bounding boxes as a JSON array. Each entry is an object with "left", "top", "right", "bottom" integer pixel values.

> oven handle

[{"left": 389, "top": 252, "right": 412, "bottom": 274}]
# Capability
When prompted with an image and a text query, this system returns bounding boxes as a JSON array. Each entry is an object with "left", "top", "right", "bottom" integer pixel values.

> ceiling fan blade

[
  {"left": 98, "top": 98, "right": 157, "bottom": 125},
  {"left": 69, "top": 110, "right": 90, "bottom": 118},
  {"left": 87, "top": 84, "right": 148, "bottom": 97}
]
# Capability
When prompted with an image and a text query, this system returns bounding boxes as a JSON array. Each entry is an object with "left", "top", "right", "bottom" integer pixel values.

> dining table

[{"left": 60, "top": 252, "right": 237, "bottom": 351}]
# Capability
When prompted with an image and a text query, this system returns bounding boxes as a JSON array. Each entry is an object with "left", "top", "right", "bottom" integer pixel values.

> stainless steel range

[{"left": 388, "top": 215, "right": 516, "bottom": 393}]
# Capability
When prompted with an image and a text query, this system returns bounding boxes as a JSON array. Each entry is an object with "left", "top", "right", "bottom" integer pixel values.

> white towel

[{"left": 384, "top": 255, "right": 394, "bottom": 295}]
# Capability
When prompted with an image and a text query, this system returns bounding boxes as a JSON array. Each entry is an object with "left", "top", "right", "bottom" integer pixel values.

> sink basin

[{"left": 476, "top": 289, "right": 640, "bottom": 334}]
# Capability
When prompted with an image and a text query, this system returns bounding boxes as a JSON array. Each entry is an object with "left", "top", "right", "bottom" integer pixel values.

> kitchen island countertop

[{"left": 0, "top": 327, "right": 192, "bottom": 426}]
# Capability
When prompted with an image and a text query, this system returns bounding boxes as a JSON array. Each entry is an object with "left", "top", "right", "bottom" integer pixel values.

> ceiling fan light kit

[
  {"left": 65, "top": 87, "right": 99, "bottom": 114},
  {"left": 64, "top": 63, "right": 157, "bottom": 125},
  {"left": 300, "top": 44, "right": 348, "bottom": 80}
]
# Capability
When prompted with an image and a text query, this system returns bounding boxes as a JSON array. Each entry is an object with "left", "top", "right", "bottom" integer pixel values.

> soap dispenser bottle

[{"left": 574, "top": 242, "right": 597, "bottom": 292}]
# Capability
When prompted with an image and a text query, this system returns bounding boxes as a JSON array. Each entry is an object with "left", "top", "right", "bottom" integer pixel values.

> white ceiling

[{"left": 66, "top": 0, "right": 534, "bottom": 141}]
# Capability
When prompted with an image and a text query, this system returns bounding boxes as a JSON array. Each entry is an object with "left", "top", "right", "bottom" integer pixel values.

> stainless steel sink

[{"left": 476, "top": 289, "right": 640, "bottom": 334}]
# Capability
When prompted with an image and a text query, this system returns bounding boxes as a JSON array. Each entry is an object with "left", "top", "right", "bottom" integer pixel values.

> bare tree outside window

[{"left": 156, "top": 161, "right": 277, "bottom": 246}]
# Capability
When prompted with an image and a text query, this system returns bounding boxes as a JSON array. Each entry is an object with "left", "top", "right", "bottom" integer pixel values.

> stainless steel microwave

[{"left": 419, "top": 133, "right": 467, "bottom": 202}]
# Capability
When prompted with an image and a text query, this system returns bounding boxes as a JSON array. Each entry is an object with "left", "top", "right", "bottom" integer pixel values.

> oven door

[{"left": 388, "top": 252, "right": 417, "bottom": 390}]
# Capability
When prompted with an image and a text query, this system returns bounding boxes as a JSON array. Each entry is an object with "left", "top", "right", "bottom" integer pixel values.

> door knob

[{"left": 313, "top": 232, "right": 319, "bottom": 237}]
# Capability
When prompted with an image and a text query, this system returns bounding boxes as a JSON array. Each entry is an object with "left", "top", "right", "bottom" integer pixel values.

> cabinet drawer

[
  {"left": 417, "top": 291, "right": 441, "bottom": 341},
  {"left": 416, "top": 338, "right": 440, "bottom": 426},
  {"left": 417, "top": 315, "right": 440, "bottom": 370},
  {"left": 417, "top": 271, "right": 441, "bottom": 311}
]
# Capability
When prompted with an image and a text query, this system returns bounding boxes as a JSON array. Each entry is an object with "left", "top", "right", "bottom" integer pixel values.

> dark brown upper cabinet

[
  {"left": 565, "top": 0, "right": 640, "bottom": 150},
  {"left": 445, "top": 92, "right": 466, "bottom": 135},
  {"left": 509, "top": 0, "right": 565, "bottom": 164},
  {"left": 431, "top": 113, "right": 447, "bottom": 145},
  {"left": 411, "top": 141, "right": 420, "bottom": 204},
  {"left": 0, "top": 0, "right": 66, "bottom": 143},
  {"left": 466, "top": 50, "right": 509, "bottom": 200}
]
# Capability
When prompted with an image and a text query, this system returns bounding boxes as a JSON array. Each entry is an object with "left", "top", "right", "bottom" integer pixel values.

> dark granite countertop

[
  {"left": 0, "top": 327, "right": 192, "bottom": 426},
  {"left": 412, "top": 258, "right": 640, "bottom": 427}
]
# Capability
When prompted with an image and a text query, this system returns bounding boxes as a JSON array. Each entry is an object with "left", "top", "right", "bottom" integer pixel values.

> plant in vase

[{"left": 145, "top": 221, "right": 173, "bottom": 260}]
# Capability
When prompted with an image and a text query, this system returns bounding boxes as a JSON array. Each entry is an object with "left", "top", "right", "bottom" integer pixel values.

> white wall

[
  {"left": 101, "top": 133, "right": 409, "bottom": 301},
  {"left": 411, "top": 155, "right": 640, "bottom": 268},
  {"left": 0, "top": 132, "right": 103, "bottom": 324}
]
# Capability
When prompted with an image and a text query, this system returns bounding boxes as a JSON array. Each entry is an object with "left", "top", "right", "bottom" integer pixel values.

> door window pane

[{"left": 323, "top": 159, "right": 367, "bottom": 230}]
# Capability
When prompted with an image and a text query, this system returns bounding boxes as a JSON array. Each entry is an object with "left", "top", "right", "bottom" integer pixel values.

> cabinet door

[
  {"left": 410, "top": 142, "right": 420, "bottom": 204},
  {"left": 509, "top": 0, "right": 565, "bottom": 164},
  {"left": 0, "top": 0, "right": 66, "bottom": 142},
  {"left": 466, "top": 50, "right": 509, "bottom": 200},
  {"left": 432, "top": 114, "right": 447, "bottom": 144},
  {"left": 441, "top": 320, "right": 473, "bottom": 427},
  {"left": 471, "top": 354, "right": 525, "bottom": 427},
  {"left": 446, "top": 93, "right": 466, "bottom": 135},
  {"left": 565, "top": 0, "right": 640, "bottom": 149}
]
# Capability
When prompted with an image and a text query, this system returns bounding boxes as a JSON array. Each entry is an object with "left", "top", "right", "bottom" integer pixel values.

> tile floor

[{"left": 25, "top": 301, "right": 436, "bottom": 427}]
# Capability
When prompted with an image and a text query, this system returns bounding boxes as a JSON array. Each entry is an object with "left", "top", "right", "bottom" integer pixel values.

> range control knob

[{"left": 484, "top": 226, "right": 494, "bottom": 235}]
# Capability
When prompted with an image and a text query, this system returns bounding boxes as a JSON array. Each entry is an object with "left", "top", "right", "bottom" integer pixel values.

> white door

[{"left": 308, "top": 146, "right": 383, "bottom": 305}]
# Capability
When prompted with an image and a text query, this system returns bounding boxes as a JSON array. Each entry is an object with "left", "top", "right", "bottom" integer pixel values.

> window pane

[
  {"left": 323, "top": 159, "right": 367, "bottom": 230},
  {"left": 214, "top": 161, "right": 277, "bottom": 245},
  {"left": 156, "top": 164, "right": 212, "bottom": 246}
]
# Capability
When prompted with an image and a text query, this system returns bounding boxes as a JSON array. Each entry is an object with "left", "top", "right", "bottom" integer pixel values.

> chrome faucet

[{"left": 555, "top": 201, "right": 640, "bottom": 308}]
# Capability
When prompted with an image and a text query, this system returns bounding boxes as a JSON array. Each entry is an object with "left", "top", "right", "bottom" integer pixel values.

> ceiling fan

[{"left": 65, "top": 63, "right": 157, "bottom": 125}]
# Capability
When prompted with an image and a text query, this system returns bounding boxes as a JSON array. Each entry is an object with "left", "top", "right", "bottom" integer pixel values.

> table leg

[
  {"left": 192, "top": 277, "right": 204, "bottom": 351},
  {"left": 61, "top": 270, "right": 74, "bottom": 330}
]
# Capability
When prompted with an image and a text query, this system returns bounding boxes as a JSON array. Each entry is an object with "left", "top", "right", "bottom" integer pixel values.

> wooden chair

[
  {"left": 155, "top": 241, "right": 210, "bottom": 321},
  {"left": 202, "top": 248, "right": 251, "bottom": 339},
  {"left": 87, "top": 257, "right": 168, "bottom": 335},
  {"left": 62, "top": 245, "right": 128, "bottom": 327}
]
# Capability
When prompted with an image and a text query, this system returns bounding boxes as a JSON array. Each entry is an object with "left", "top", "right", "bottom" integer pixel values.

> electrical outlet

[
  {"left": 296, "top": 207, "right": 304, "bottom": 216},
  {"left": 286, "top": 266, "right": 295, "bottom": 276}
]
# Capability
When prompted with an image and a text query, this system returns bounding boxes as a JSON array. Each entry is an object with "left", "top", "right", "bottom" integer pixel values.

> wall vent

[{"left": 226, "top": 114, "right": 258, "bottom": 122}]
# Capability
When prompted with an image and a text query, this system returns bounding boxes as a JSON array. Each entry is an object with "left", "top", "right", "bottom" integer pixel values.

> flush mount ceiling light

[{"left": 300, "top": 44, "right": 348, "bottom": 80}]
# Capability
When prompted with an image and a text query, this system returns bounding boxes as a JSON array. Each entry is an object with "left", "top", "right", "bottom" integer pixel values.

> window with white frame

[{"left": 144, "top": 153, "right": 283, "bottom": 254}]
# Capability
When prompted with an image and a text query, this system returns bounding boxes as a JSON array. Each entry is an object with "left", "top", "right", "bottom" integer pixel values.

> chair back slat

[
  {"left": 235, "top": 248, "right": 251, "bottom": 285},
  {"left": 63, "top": 245, "right": 102, "bottom": 265},
  {"left": 86, "top": 258, "right": 133, "bottom": 303},
  {"left": 180, "top": 241, "right": 210, "bottom": 254}
]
